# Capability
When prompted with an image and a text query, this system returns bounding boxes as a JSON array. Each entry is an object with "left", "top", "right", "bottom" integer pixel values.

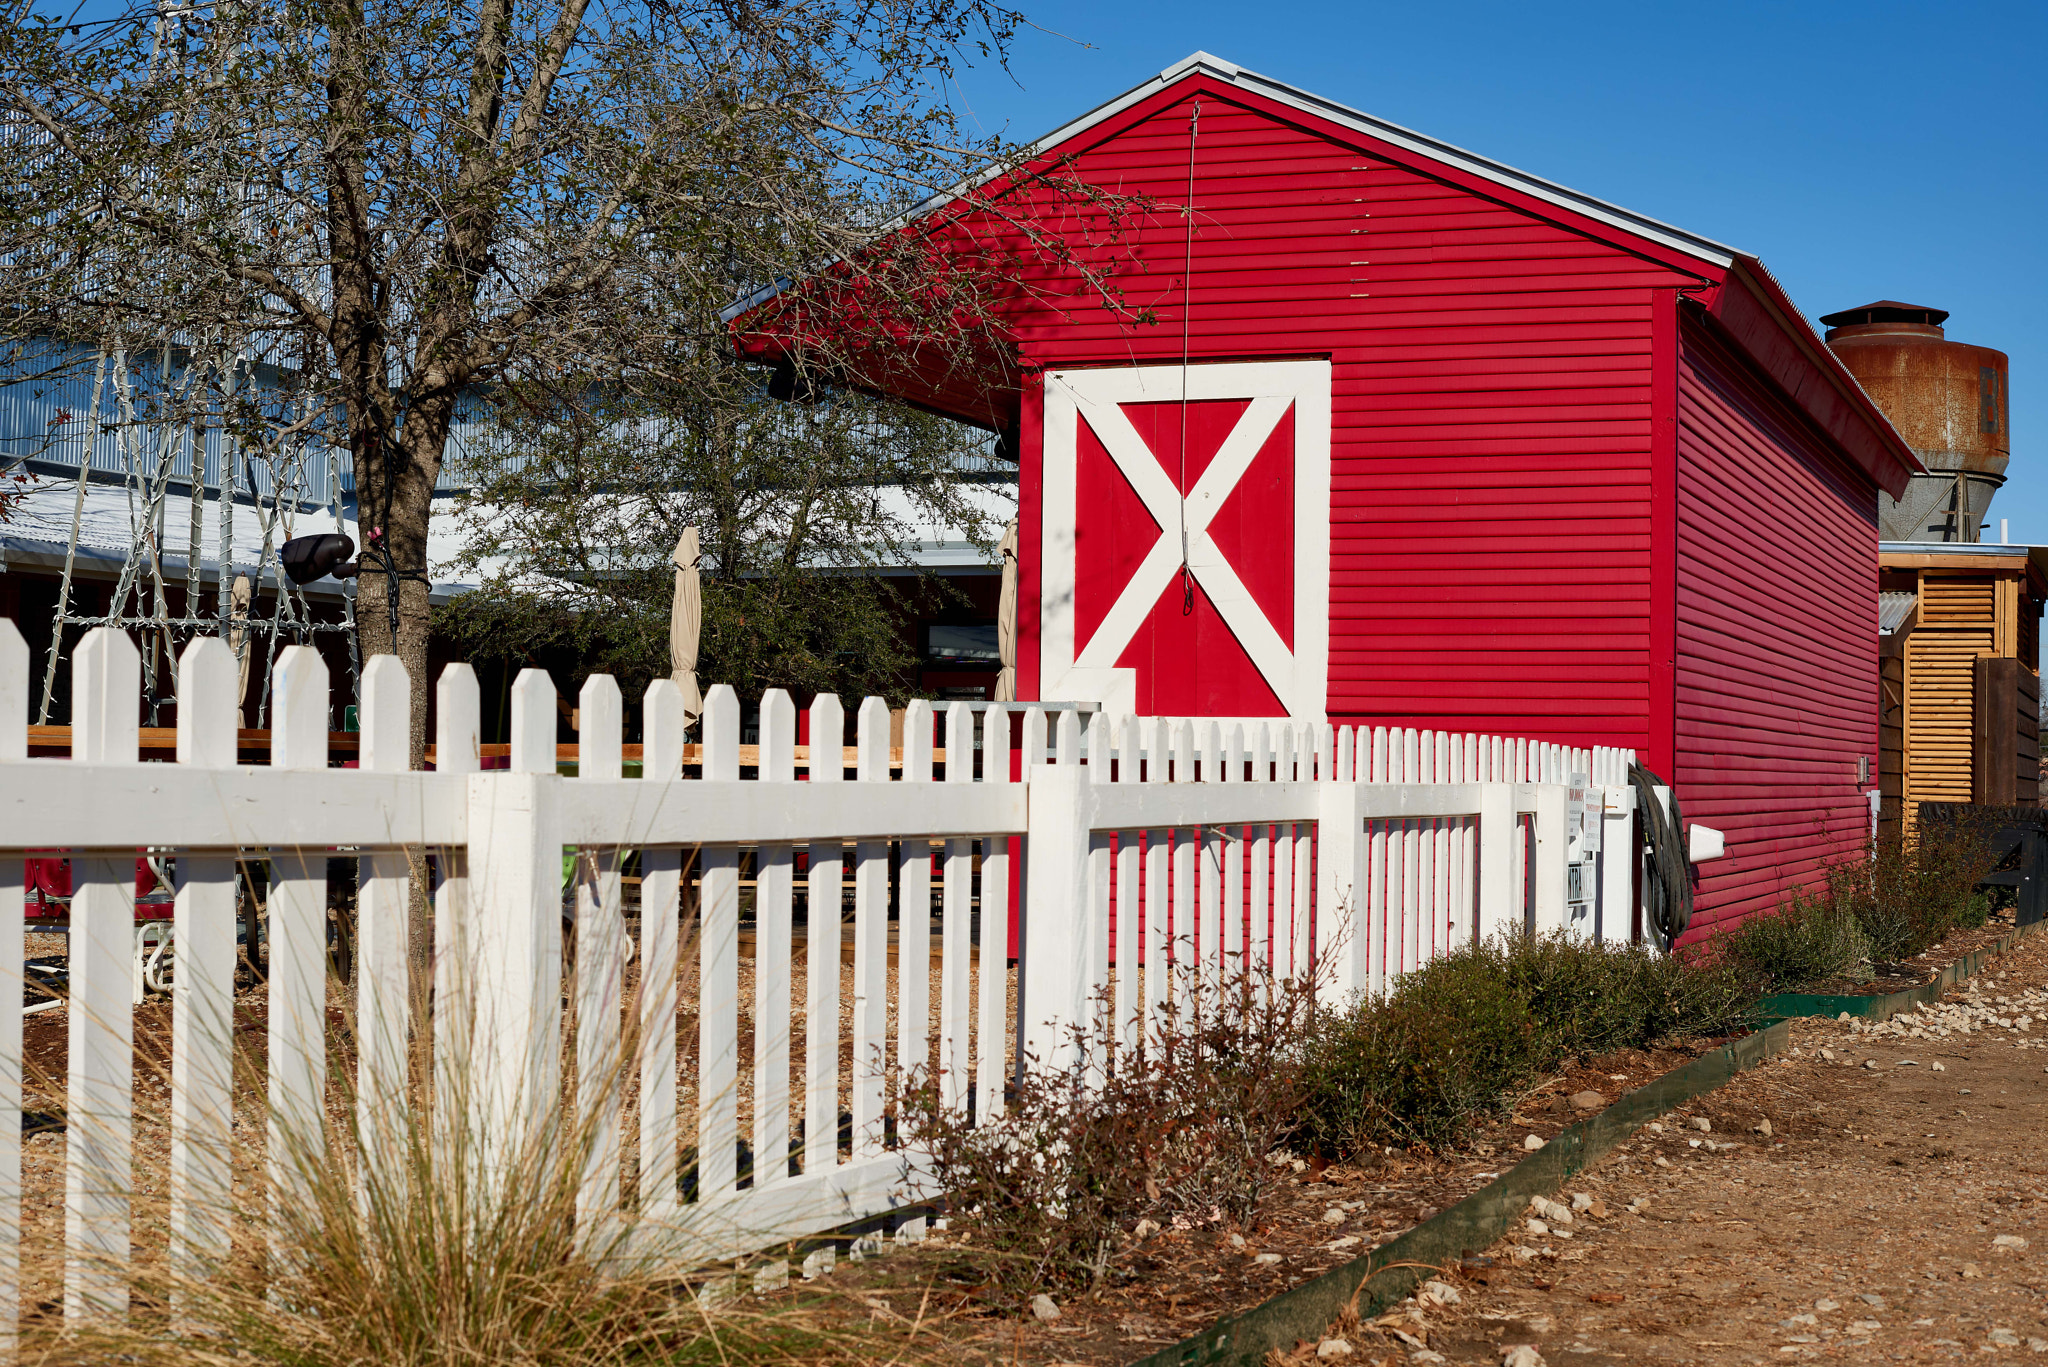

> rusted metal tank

[{"left": 1822, "top": 301, "right": 2011, "bottom": 542}]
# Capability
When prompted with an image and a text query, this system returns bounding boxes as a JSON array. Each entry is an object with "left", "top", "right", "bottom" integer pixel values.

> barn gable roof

[
  {"left": 729, "top": 52, "right": 1920, "bottom": 495},
  {"left": 1023, "top": 52, "right": 1744, "bottom": 271}
]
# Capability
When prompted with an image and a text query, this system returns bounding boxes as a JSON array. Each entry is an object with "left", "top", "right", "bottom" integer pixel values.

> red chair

[{"left": 23, "top": 854, "right": 174, "bottom": 921}]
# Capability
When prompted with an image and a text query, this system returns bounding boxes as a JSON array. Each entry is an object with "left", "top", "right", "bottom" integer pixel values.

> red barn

[{"left": 738, "top": 53, "right": 1921, "bottom": 937}]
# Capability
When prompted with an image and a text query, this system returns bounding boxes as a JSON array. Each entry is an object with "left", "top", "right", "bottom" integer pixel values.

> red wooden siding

[
  {"left": 991, "top": 83, "right": 1695, "bottom": 735},
  {"left": 1673, "top": 314, "right": 1879, "bottom": 935}
]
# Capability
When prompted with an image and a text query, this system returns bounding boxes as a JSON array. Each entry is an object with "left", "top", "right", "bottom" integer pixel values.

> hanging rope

[{"left": 1177, "top": 99, "right": 1201, "bottom": 615}]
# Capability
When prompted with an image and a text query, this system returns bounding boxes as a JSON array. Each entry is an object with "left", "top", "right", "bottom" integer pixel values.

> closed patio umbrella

[
  {"left": 994, "top": 518, "right": 1018, "bottom": 703},
  {"left": 670, "top": 527, "right": 703, "bottom": 725},
  {"left": 229, "top": 572, "right": 252, "bottom": 728}
]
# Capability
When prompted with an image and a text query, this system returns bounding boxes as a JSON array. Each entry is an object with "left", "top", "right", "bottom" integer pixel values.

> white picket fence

[{"left": 0, "top": 619, "right": 1644, "bottom": 1327}]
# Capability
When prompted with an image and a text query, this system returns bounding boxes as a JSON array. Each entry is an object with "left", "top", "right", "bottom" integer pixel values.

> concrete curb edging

[{"left": 1130, "top": 921, "right": 2040, "bottom": 1367}]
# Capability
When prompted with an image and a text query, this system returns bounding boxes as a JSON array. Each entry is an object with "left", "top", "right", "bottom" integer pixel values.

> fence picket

[
  {"left": 264, "top": 644, "right": 328, "bottom": 1290},
  {"left": 575, "top": 674, "right": 626, "bottom": 1238},
  {"left": 974, "top": 706, "right": 1010, "bottom": 1122},
  {"left": 802, "top": 695, "right": 844, "bottom": 1179},
  {"left": 1114, "top": 715, "right": 1141, "bottom": 1056},
  {"left": 357, "top": 657, "right": 412, "bottom": 1209},
  {"left": 638, "top": 681, "right": 685, "bottom": 1221},
  {"left": 939, "top": 703, "right": 975, "bottom": 1114},
  {"left": 166, "top": 638, "right": 234, "bottom": 1286},
  {"left": 896, "top": 700, "right": 934, "bottom": 1147},
  {"left": 432, "top": 664, "right": 480, "bottom": 1174},
  {"left": 698, "top": 687, "right": 742, "bottom": 1198},
  {"left": 754, "top": 692, "right": 796, "bottom": 1184},
  {"left": 851, "top": 698, "right": 891, "bottom": 1159}
]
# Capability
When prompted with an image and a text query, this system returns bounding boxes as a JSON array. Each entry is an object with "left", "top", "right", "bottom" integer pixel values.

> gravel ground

[{"left": 1299, "top": 926, "right": 2048, "bottom": 1367}]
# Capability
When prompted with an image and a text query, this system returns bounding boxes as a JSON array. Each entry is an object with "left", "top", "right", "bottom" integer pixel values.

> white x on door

[{"left": 1039, "top": 359, "right": 1330, "bottom": 719}]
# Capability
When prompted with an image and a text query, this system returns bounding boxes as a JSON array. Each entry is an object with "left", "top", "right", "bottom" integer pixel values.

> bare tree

[{"left": 0, "top": 0, "right": 1134, "bottom": 759}]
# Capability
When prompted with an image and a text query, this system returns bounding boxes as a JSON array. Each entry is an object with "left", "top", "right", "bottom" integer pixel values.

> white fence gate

[{"left": 0, "top": 619, "right": 1648, "bottom": 1329}]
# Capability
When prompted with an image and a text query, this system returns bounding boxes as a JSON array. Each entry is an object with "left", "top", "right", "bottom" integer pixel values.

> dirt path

[{"left": 1330, "top": 930, "right": 2048, "bottom": 1366}]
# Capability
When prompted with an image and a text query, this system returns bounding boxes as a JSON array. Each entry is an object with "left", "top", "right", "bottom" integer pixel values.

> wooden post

[
  {"left": 0, "top": 620, "right": 25, "bottom": 1347},
  {"left": 466, "top": 669, "right": 562, "bottom": 1197},
  {"left": 574, "top": 673, "right": 625, "bottom": 1242}
]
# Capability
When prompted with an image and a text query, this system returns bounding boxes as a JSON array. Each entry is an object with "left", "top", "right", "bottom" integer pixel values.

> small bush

[
  {"left": 903, "top": 965, "right": 1319, "bottom": 1299},
  {"left": 1720, "top": 884, "right": 1871, "bottom": 990},
  {"left": 1292, "top": 933, "right": 1759, "bottom": 1160}
]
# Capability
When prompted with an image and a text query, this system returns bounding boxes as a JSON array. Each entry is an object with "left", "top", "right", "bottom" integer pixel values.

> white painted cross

[{"left": 1039, "top": 360, "right": 1330, "bottom": 718}]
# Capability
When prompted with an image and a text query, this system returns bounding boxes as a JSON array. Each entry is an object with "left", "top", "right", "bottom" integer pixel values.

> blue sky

[{"left": 948, "top": 0, "right": 2046, "bottom": 538}]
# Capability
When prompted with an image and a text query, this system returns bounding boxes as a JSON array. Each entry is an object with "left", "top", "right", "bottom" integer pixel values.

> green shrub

[
  {"left": 1294, "top": 943, "right": 1541, "bottom": 1153},
  {"left": 1291, "top": 933, "right": 1760, "bottom": 1160},
  {"left": 1719, "top": 884, "right": 1871, "bottom": 989}
]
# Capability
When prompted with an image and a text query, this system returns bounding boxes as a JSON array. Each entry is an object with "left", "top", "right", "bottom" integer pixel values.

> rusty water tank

[{"left": 1822, "top": 301, "right": 2010, "bottom": 542}]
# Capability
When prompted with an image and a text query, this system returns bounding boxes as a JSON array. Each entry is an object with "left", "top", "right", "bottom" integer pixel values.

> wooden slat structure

[{"left": 1880, "top": 542, "right": 2046, "bottom": 837}]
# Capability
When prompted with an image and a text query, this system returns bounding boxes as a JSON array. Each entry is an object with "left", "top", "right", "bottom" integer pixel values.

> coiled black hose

[{"left": 1630, "top": 763, "right": 1693, "bottom": 951}]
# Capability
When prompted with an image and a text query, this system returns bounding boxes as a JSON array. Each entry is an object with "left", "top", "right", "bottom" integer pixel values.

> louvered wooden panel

[
  {"left": 1904, "top": 627, "right": 1993, "bottom": 810},
  {"left": 1920, "top": 577, "right": 1996, "bottom": 626}
]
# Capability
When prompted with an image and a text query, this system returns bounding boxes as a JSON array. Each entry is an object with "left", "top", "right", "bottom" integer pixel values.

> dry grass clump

[{"left": 27, "top": 1017, "right": 887, "bottom": 1367}]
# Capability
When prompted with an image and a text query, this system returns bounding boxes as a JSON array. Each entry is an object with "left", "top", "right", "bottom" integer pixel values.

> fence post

[
  {"left": 466, "top": 669, "right": 563, "bottom": 1198},
  {"left": 1316, "top": 775, "right": 1368, "bottom": 1000},
  {"left": 1476, "top": 783, "right": 1516, "bottom": 942},
  {"left": 1022, "top": 748, "right": 1092, "bottom": 1076},
  {"left": 0, "top": 620, "right": 24, "bottom": 1348},
  {"left": 1530, "top": 782, "right": 1568, "bottom": 935}
]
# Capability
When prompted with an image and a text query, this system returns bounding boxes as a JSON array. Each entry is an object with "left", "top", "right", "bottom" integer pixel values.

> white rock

[
  {"left": 1325, "top": 1236, "right": 1361, "bottom": 1251},
  {"left": 1994, "top": 1234, "right": 2030, "bottom": 1252},
  {"left": 1690, "top": 1117, "right": 1712, "bottom": 1133},
  {"left": 1134, "top": 1218, "right": 1160, "bottom": 1239},
  {"left": 1754, "top": 1119, "right": 1774, "bottom": 1137},
  {"left": 1524, "top": 1134, "right": 1544, "bottom": 1151},
  {"left": 1322, "top": 1207, "right": 1346, "bottom": 1224},
  {"left": 1821, "top": 1048, "right": 1837, "bottom": 1060},
  {"left": 1989, "top": 1328, "right": 2023, "bottom": 1347},
  {"left": 1030, "top": 1293, "right": 1060, "bottom": 1322},
  {"left": 1570, "top": 1192, "right": 1594, "bottom": 1212},
  {"left": 1865, "top": 1060, "right": 1879, "bottom": 1069},
  {"left": 1850, "top": 1319, "right": 1882, "bottom": 1333},
  {"left": 1783, "top": 1314, "right": 1818, "bottom": 1328},
  {"left": 1256, "top": 1252, "right": 1283, "bottom": 1265},
  {"left": 1859, "top": 1294, "right": 1887, "bottom": 1310},
  {"left": 1814, "top": 1298, "right": 1839, "bottom": 1311},
  {"left": 1654, "top": 1156, "right": 1671, "bottom": 1168},
  {"left": 1526, "top": 1218, "right": 1550, "bottom": 1236},
  {"left": 1419, "top": 1279, "right": 1463, "bottom": 1306},
  {"left": 1897, "top": 1059, "right": 1919, "bottom": 1067},
  {"left": 2027, "top": 1337, "right": 2047, "bottom": 1352},
  {"left": 1932, "top": 1062, "right": 1946, "bottom": 1072},
  {"left": 1500, "top": 1347, "right": 1546, "bottom": 1367},
  {"left": 1648, "top": 1121, "right": 1664, "bottom": 1133},
  {"left": 1410, "top": 1355, "right": 1446, "bottom": 1367},
  {"left": 1315, "top": 1338, "right": 1353, "bottom": 1359}
]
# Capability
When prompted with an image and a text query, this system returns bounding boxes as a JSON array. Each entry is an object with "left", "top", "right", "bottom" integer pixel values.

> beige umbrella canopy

[
  {"left": 994, "top": 519, "right": 1018, "bottom": 703},
  {"left": 670, "top": 527, "right": 704, "bottom": 725}
]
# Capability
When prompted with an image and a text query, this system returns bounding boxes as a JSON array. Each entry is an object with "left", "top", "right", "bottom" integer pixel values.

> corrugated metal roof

[{"left": 1878, "top": 591, "right": 1917, "bottom": 635}]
